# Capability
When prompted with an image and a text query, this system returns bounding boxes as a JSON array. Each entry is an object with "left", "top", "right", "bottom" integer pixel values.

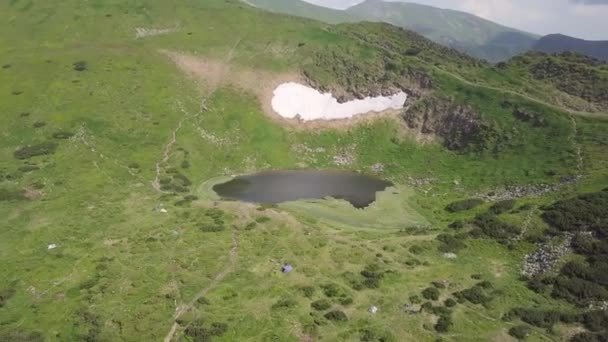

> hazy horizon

[{"left": 303, "top": 0, "right": 608, "bottom": 40}]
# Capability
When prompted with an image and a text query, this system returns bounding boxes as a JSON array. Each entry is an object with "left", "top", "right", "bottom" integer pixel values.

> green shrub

[
  {"left": 255, "top": 216, "right": 271, "bottom": 224},
  {"left": 272, "top": 298, "right": 297, "bottom": 310},
  {"left": 0, "top": 287, "right": 16, "bottom": 307},
  {"left": 311, "top": 299, "right": 331, "bottom": 311},
  {"left": 422, "top": 287, "right": 440, "bottom": 301},
  {"left": 489, "top": 200, "right": 517, "bottom": 214},
  {"left": 453, "top": 285, "right": 492, "bottom": 305},
  {"left": 324, "top": 310, "right": 347, "bottom": 321},
  {"left": 448, "top": 220, "right": 464, "bottom": 230},
  {"left": 437, "top": 234, "right": 466, "bottom": 253},
  {"left": 446, "top": 198, "right": 484, "bottom": 212},
  {"left": 300, "top": 286, "right": 315, "bottom": 298},
  {"left": 444, "top": 298, "right": 457, "bottom": 307},
  {"left": 508, "top": 308, "right": 565, "bottom": 329},
  {"left": 409, "top": 245, "right": 424, "bottom": 254},
  {"left": 73, "top": 61, "right": 87, "bottom": 71},
  {"left": 14, "top": 142, "right": 58, "bottom": 159},
  {"left": 409, "top": 295, "right": 422, "bottom": 304},
  {"left": 33, "top": 121, "right": 46, "bottom": 128},
  {"left": 473, "top": 213, "right": 521, "bottom": 239},
  {"left": 434, "top": 315, "right": 453, "bottom": 333},
  {"left": 508, "top": 325, "right": 531, "bottom": 340}
]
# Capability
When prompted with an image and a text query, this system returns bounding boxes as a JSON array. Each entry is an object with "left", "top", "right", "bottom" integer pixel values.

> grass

[{"left": 0, "top": 0, "right": 606, "bottom": 341}]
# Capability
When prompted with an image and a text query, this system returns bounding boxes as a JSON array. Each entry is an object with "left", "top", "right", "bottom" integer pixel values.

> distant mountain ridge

[
  {"left": 534, "top": 34, "right": 608, "bottom": 61},
  {"left": 245, "top": 0, "right": 540, "bottom": 62}
]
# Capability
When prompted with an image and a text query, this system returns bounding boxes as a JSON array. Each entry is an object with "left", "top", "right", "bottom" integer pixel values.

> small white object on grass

[
  {"left": 443, "top": 252, "right": 457, "bottom": 259},
  {"left": 47, "top": 244, "right": 57, "bottom": 250},
  {"left": 369, "top": 306, "right": 379, "bottom": 315},
  {"left": 160, "top": 208, "right": 168, "bottom": 213}
]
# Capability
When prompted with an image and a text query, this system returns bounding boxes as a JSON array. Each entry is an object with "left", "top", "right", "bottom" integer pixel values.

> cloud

[{"left": 570, "top": 0, "right": 608, "bottom": 5}]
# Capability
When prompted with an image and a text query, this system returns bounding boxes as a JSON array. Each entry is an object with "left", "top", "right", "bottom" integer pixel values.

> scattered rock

[
  {"left": 47, "top": 244, "right": 57, "bottom": 250},
  {"left": 371, "top": 163, "right": 384, "bottom": 173},
  {"left": 443, "top": 253, "right": 457, "bottom": 259},
  {"left": 521, "top": 235, "right": 572, "bottom": 277}
]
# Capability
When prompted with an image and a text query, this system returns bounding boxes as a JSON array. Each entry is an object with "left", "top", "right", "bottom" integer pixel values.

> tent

[{"left": 282, "top": 264, "right": 293, "bottom": 274}]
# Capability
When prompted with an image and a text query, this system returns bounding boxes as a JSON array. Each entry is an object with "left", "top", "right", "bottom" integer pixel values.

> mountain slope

[
  {"left": 534, "top": 34, "right": 608, "bottom": 61},
  {"left": 245, "top": 0, "right": 539, "bottom": 62}
]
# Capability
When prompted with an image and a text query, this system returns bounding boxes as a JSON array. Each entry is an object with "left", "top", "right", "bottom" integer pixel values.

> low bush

[
  {"left": 272, "top": 298, "right": 297, "bottom": 310},
  {"left": 437, "top": 234, "right": 467, "bottom": 253},
  {"left": 473, "top": 213, "right": 521, "bottom": 239},
  {"left": 508, "top": 325, "right": 531, "bottom": 340},
  {"left": 444, "top": 298, "right": 457, "bottom": 307},
  {"left": 300, "top": 286, "right": 315, "bottom": 298},
  {"left": 14, "top": 142, "right": 58, "bottom": 159},
  {"left": 311, "top": 299, "right": 331, "bottom": 311},
  {"left": 489, "top": 199, "right": 517, "bottom": 214},
  {"left": 324, "top": 310, "right": 347, "bottom": 321},
  {"left": 73, "top": 61, "right": 87, "bottom": 71},
  {"left": 435, "top": 315, "right": 453, "bottom": 333},
  {"left": 446, "top": 198, "right": 484, "bottom": 212},
  {"left": 422, "top": 287, "right": 440, "bottom": 301}
]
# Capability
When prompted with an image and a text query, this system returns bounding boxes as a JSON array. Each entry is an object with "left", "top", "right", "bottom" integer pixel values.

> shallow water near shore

[{"left": 212, "top": 170, "right": 393, "bottom": 208}]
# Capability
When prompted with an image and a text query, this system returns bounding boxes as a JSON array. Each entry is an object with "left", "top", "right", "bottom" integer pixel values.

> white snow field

[{"left": 271, "top": 82, "right": 407, "bottom": 121}]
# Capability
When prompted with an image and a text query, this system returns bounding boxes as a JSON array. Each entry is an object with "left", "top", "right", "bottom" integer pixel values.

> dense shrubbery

[
  {"left": 445, "top": 198, "right": 484, "bottom": 212},
  {"left": 13, "top": 142, "right": 58, "bottom": 159},
  {"left": 539, "top": 190, "right": 608, "bottom": 308},
  {"left": 437, "top": 233, "right": 467, "bottom": 253},
  {"left": 324, "top": 310, "right": 347, "bottom": 321},
  {"left": 0, "top": 287, "right": 16, "bottom": 307},
  {"left": 272, "top": 298, "right": 297, "bottom": 310},
  {"left": 453, "top": 282, "right": 494, "bottom": 305},
  {"left": 542, "top": 190, "right": 608, "bottom": 236},
  {"left": 73, "top": 61, "right": 87, "bottom": 71},
  {"left": 489, "top": 199, "right": 517, "bottom": 214},
  {"left": 422, "top": 287, "right": 440, "bottom": 300},
  {"left": 506, "top": 308, "right": 578, "bottom": 329},
  {"left": 184, "top": 320, "right": 228, "bottom": 340},
  {"left": 311, "top": 299, "right": 331, "bottom": 311},
  {"left": 471, "top": 213, "right": 521, "bottom": 240}
]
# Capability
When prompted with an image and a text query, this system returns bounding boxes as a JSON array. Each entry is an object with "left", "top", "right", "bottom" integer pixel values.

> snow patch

[{"left": 271, "top": 82, "right": 407, "bottom": 121}]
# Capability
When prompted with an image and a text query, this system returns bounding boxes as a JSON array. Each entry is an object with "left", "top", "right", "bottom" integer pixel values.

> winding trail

[
  {"left": 163, "top": 231, "right": 239, "bottom": 342},
  {"left": 152, "top": 37, "right": 243, "bottom": 193},
  {"left": 152, "top": 113, "right": 189, "bottom": 192}
]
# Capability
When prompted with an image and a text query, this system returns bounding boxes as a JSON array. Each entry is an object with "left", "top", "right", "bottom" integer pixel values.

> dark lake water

[{"left": 213, "top": 170, "right": 393, "bottom": 209}]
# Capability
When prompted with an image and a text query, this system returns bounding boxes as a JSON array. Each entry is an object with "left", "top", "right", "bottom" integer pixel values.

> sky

[{"left": 303, "top": 0, "right": 608, "bottom": 40}]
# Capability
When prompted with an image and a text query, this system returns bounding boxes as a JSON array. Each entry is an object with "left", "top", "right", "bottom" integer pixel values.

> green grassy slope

[{"left": 0, "top": 0, "right": 607, "bottom": 341}]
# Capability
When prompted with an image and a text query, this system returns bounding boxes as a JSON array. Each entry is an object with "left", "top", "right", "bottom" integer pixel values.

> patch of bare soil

[{"left": 163, "top": 51, "right": 412, "bottom": 130}]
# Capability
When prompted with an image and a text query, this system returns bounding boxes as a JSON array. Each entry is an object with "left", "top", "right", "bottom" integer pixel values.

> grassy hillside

[
  {"left": 0, "top": 0, "right": 607, "bottom": 341},
  {"left": 246, "top": 0, "right": 539, "bottom": 62}
]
